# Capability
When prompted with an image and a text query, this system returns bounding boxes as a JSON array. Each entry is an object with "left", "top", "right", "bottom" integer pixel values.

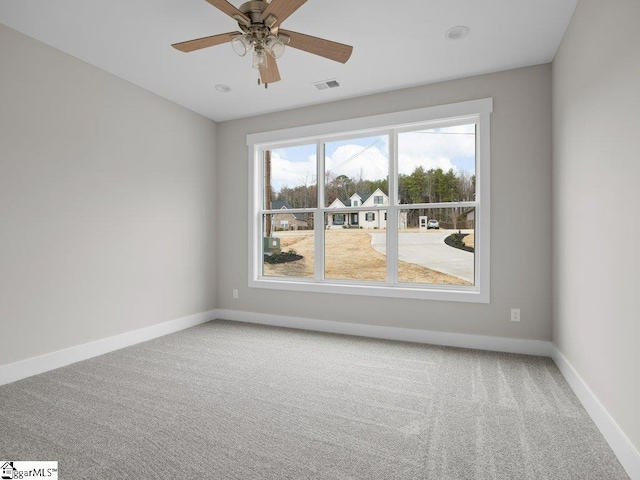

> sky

[{"left": 268, "top": 124, "right": 475, "bottom": 192}]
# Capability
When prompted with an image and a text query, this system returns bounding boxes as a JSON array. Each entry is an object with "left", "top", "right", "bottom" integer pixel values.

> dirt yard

[{"left": 264, "top": 230, "right": 471, "bottom": 285}]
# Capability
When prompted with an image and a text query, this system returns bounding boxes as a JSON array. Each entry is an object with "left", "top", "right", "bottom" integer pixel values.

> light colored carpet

[{"left": 0, "top": 320, "right": 628, "bottom": 479}]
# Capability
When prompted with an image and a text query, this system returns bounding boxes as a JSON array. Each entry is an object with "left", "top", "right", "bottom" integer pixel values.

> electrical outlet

[
  {"left": 511, "top": 308, "right": 521, "bottom": 322},
  {"left": 233, "top": 289, "right": 239, "bottom": 299}
]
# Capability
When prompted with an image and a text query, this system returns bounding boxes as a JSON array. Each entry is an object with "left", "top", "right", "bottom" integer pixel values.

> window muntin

[{"left": 250, "top": 99, "right": 491, "bottom": 303}]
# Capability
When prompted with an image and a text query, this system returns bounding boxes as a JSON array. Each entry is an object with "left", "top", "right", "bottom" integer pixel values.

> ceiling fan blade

[
  {"left": 172, "top": 32, "right": 240, "bottom": 53},
  {"left": 204, "top": 0, "right": 251, "bottom": 26},
  {"left": 262, "top": 0, "right": 307, "bottom": 28},
  {"left": 279, "top": 29, "right": 353, "bottom": 63},
  {"left": 260, "top": 54, "right": 282, "bottom": 85}
]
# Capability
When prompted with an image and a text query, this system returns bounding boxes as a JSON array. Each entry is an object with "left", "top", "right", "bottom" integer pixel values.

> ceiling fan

[{"left": 172, "top": 0, "right": 353, "bottom": 88}]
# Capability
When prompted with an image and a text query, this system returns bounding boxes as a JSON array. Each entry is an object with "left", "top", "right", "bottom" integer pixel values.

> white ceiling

[{"left": 0, "top": 0, "right": 578, "bottom": 122}]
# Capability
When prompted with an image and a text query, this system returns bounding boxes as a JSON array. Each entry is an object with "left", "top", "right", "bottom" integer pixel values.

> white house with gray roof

[{"left": 326, "top": 188, "right": 406, "bottom": 229}]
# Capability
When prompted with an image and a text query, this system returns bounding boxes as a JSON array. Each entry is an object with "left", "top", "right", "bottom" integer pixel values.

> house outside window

[{"left": 249, "top": 98, "right": 492, "bottom": 303}]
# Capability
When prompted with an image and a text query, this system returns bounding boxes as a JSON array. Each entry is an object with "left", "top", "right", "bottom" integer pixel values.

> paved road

[{"left": 370, "top": 230, "right": 474, "bottom": 283}]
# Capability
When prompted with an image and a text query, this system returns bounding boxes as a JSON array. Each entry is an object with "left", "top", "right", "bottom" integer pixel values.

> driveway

[{"left": 369, "top": 230, "right": 474, "bottom": 283}]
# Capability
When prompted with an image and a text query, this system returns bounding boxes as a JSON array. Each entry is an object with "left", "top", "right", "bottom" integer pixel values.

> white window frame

[{"left": 248, "top": 98, "right": 492, "bottom": 303}]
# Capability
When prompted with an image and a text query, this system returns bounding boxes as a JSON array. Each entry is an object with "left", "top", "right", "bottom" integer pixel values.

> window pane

[
  {"left": 264, "top": 144, "right": 317, "bottom": 210},
  {"left": 324, "top": 211, "right": 386, "bottom": 282},
  {"left": 397, "top": 208, "right": 475, "bottom": 285},
  {"left": 324, "top": 135, "right": 389, "bottom": 208},
  {"left": 262, "top": 213, "right": 314, "bottom": 278},
  {"left": 398, "top": 124, "right": 476, "bottom": 204}
]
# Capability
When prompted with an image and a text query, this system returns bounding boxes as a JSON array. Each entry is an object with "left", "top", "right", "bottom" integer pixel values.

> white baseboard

[
  {"left": 552, "top": 347, "right": 640, "bottom": 479},
  {"left": 0, "top": 309, "right": 217, "bottom": 386},
  {"left": 214, "top": 309, "right": 553, "bottom": 356}
]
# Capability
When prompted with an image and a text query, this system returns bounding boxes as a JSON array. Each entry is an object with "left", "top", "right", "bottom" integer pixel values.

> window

[{"left": 249, "top": 99, "right": 491, "bottom": 303}]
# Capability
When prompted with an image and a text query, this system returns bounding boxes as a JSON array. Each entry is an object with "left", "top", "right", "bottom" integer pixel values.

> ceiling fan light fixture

[
  {"left": 231, "top": 34, "right": 252, "bottom": 57},
  {"left": 264, "top": 35, "right": 285, "bottom": 59},
  {"left": 252, "top": 49, "right": 267, "bottom": 69}
]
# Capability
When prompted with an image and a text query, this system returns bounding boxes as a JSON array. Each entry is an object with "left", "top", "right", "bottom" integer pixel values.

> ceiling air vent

[{"left": 313, "top": 79, "right": 341, "bottom": 90}]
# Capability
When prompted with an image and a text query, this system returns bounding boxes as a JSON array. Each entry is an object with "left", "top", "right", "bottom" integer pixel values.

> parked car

[{"left": 427, "top": 219, "right": 439, "bottom": 229}]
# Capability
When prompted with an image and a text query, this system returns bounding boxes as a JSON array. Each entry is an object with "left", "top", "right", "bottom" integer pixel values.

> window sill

[{"left": 249, "top": 277, "right": 489, "bottom": 303}]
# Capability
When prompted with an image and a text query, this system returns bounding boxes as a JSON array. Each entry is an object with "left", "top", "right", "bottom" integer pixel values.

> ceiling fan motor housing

[{"left": 239, "top": 1, "right": 269, "bottom": 25}]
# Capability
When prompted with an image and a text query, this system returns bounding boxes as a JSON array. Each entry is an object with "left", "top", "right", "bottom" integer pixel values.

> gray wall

[
  {"left": 552, "top": 0, "right": 640, "bottom": 452},
  {"left": 217, "top": 64, "right": 553, "bottom": 341},
  {"left": 0, "top": 24, "right": 218, "bottom": 366}
]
